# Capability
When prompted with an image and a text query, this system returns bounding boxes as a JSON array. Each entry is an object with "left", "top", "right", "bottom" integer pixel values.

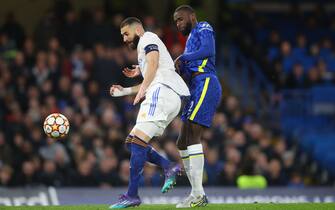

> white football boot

[{"left": 176, "top": 194, "right": 208, "bottom": 208}]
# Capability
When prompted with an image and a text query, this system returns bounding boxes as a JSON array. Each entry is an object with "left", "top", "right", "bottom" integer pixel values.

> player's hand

[
  {"left": 123, "top": 65, "right": 141, "bottom": 78},
  {"left": 133, "top": 87, "right": 145, "bottom": 105},
  {"left": 110, "top": 85, "right": 123, "bottom": 96}
]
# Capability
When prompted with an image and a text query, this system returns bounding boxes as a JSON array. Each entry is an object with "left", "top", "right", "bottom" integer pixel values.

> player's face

[
  {"left": 121, "top": 25, "right": 140, "bottom": 50},
  {"left": 174, "top": 11, "right": 193, "bottom": 36}
]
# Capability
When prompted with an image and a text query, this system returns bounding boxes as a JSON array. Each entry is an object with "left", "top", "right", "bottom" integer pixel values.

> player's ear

[
  {"left": 134, "top": 25, "right": 141, "bottom": 36},
  {"left": 190, "top": 13, "right": 196, "bottom": 22}
]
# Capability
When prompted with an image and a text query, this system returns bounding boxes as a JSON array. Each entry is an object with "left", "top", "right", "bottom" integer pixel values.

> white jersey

[{"left": 137, "top": 32, "right": 190, "bottom": 97}]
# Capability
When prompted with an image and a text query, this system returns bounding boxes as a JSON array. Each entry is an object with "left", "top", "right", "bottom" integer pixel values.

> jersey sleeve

[
  {"left": 140, "top": 34, "right": 160, "bottom": 55},
  {"left": 180, "top": 22, "right": 215, "bottom": 62},
  {"left": 198, "top": 22, "right": 214, "bottom": 33}
]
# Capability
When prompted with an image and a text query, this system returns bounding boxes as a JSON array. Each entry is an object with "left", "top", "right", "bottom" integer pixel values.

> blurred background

[{"left": 0, "top": 0, "right": 335, "bottom": 194}]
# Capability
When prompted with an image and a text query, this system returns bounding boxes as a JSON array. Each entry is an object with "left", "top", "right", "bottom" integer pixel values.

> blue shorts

[{"left": 181, "top": 73, "right": 222, "bottom": 127}]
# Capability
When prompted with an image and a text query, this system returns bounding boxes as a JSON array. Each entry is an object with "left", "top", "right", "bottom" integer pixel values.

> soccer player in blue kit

[{"left": 173, "top": 5, "right": 222, "bottom": 208}]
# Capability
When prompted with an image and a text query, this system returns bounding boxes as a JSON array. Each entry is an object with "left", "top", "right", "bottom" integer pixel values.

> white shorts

[{"left": 133, "top": 83, "right": 181, "bottom": 138}]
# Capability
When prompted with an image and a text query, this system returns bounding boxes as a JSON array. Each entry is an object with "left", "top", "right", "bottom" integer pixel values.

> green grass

[{"left": 2, "top": 203, "right": 335, "bottom": 210}]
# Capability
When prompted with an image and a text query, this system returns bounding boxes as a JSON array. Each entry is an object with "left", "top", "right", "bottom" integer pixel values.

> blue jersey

[
  {"left": 181, "top": 21, "right": 216, "bottom": 83},
  {"left": 179, "top": 22, "right": 221, "bottom": 128}
]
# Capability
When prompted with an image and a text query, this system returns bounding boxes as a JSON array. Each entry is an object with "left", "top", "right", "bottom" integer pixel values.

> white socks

[
  {"left": 179, "top": 150, "right": 193, "bottom": 191},
  {"left": 179, "top": 144, "right": 205, "bottom": 197}
]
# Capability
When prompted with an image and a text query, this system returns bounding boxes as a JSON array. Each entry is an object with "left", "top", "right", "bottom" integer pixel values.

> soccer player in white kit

[{"left": 109, "top": 17, "right": 190, "bottom": 209}]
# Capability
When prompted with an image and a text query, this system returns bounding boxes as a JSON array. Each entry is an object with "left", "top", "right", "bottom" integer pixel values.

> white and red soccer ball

[{"left": 43, "top": 113, "right": 70, "bottom": 139}]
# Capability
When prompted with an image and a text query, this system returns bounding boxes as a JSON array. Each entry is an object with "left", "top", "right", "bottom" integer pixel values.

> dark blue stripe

[
  {"left": 148, "top": 90, "right": 155, "bottom": 116},
  {"left": 151, "top": 88, "right": 159, "bottom": 115},
  {"left": 189, "top": 152, "right": 204, "bottom": 156},
  {"left": 151, "top": 87, "right": 160, "bottom": 116},
  {"left": 149, "top": 88, "right": 159, "bottom": 116},
  {"left": 152, "top": 88, "right": 160, "bottom": 115}
]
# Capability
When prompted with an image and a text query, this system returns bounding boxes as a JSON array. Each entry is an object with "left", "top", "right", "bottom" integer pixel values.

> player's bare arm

[{"left": 133, "top": 51, "right": 159, "bottom": 105}]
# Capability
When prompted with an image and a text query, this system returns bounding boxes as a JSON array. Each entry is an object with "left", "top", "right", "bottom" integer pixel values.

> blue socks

[
  {"left": 125, "top": 135, "right": 171, "bottom": 170},
  {"left": 126, "top": 135, "right": 171, "bottom": 197},
  {"left": 127, "top": 137, "right": 148, "bottom": 197},
  {"left": 146, "top": 146, "right": 170, "bottom": 170}
]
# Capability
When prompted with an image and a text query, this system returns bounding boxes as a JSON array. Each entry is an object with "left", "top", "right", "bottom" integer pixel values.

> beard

[
  {"left": 127, "top": 35, "right": 140, "bottom": 50},
  {"left": 181, "top": 22, "right": 193, "bottom": 36}
]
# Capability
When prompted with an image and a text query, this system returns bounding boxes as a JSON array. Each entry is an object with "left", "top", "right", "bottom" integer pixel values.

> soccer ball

[{"left": 43, "top": 113, "right": 70, "bottom": 139}]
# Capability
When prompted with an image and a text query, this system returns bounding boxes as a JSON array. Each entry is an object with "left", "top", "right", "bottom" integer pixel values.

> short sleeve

[
  {"left": 198, "top": 22, "right": 214, "bottom": 33},
  {"left": 198, "top": 22, "right": 214, "bottom": 44},
  {"left": 140, "top": 33, "right": 160, "bottom": 54}
]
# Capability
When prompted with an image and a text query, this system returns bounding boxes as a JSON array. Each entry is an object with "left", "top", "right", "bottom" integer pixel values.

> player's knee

[
  {"left": 125, "top": 134, "right": 133, "bottom": 152},
  {"left": 132, "top": 128, "right": 151, "bottom": 143},
  {"left": 132, "top": 135, "right": 149, "bottom": 148}
]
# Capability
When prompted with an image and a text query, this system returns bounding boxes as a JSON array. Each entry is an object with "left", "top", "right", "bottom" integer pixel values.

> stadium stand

[
  {"left": 0, "top": 1, "right": 334, "bottom": 189},
  {"left": 222, "top": 3, "right": 335, "bottom": 184}
]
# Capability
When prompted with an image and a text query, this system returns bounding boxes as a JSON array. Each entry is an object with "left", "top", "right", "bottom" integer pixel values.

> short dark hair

[
  {"left": 174, "top": 5, "right": 195, "bottom": 14},
  {"left": 120, "top": 17, "right": 142, "bottom": 28}
]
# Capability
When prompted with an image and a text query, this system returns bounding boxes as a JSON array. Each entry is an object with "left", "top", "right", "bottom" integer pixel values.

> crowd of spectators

[
  {"left": 266, "top": 33, "right": 335, "bottom": 90},
  {"left": 225, "top": 5, "right": 335, "bottom": 91},
  {"left": 0, "top": 2, "right": 315, "bottom": 188}
]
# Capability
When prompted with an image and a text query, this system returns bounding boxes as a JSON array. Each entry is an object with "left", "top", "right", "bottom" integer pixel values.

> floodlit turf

[{"left": 2, "top": 203, "right": 335, "bottom": 210}]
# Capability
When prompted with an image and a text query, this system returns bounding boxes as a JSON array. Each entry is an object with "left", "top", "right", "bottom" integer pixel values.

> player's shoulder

[
  {"left": 138, "top": 32, "right": 162, "bottom": 54},
  {"left": 139, "top": 32, "right": 160, "bottom": 48},
  {"left": 143, "top": 31, "right": 158, "bottom": 38},
  {"left": 197, "top": 21, "right": 214, "bottom": 32}
]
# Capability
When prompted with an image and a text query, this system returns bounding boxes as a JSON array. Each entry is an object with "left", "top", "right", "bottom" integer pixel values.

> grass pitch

[{"left": 2, "top": 203, "right": 335, "bottom": 210}]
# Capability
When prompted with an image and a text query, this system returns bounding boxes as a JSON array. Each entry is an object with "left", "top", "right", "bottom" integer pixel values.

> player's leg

[
  {"left": 109, "top": 128, "right": 150, "bottom": 209},
  {"left": 176, "top": 121, "right": 194, "bottom": 192},
  {"left": 126, "top": 133, "right": 171, "bottom": 172},
  {"left": 176, "top": 121, "right": 206, "bottom": 208},
  {"left": 134, "top": 123, "right": 179, "bottom": 195},
  {"left": 180, "top": 76, "right": 207, "bottom": 199},
  {"left": 146, "top": 143, "right": 171, "bottom": 170},
  {"left": 124, "top": 86, "right": 173, "bottom": 171},
  {"left": 126, "top": 128, "right": 151, "bottom": 198},
  {"left": 126, "top": 123, "right": 174, "bottom": 199},
  {"left": 176, "top": 96, "right": 195, "bottom": 196},
  {"left": 110, "top": 85, "right": 168, "bottom": 209},
  {"left": 177, "top": 75, "right": 222, "bottom": 208},
  {"left": 187, "top": 121, "right": 205, "bottom": 197},
  {"left": 155, "top": 86, "right": 183, "bottom": 193},
  {"left": 111, "top": 125, "right": 174, "bottom": 209},
  {"left": 175, "top": 121, "right": 199, "bottom": 208},
  {"left": 139, "top": 86, "right": 180, "bottom": 172}
]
